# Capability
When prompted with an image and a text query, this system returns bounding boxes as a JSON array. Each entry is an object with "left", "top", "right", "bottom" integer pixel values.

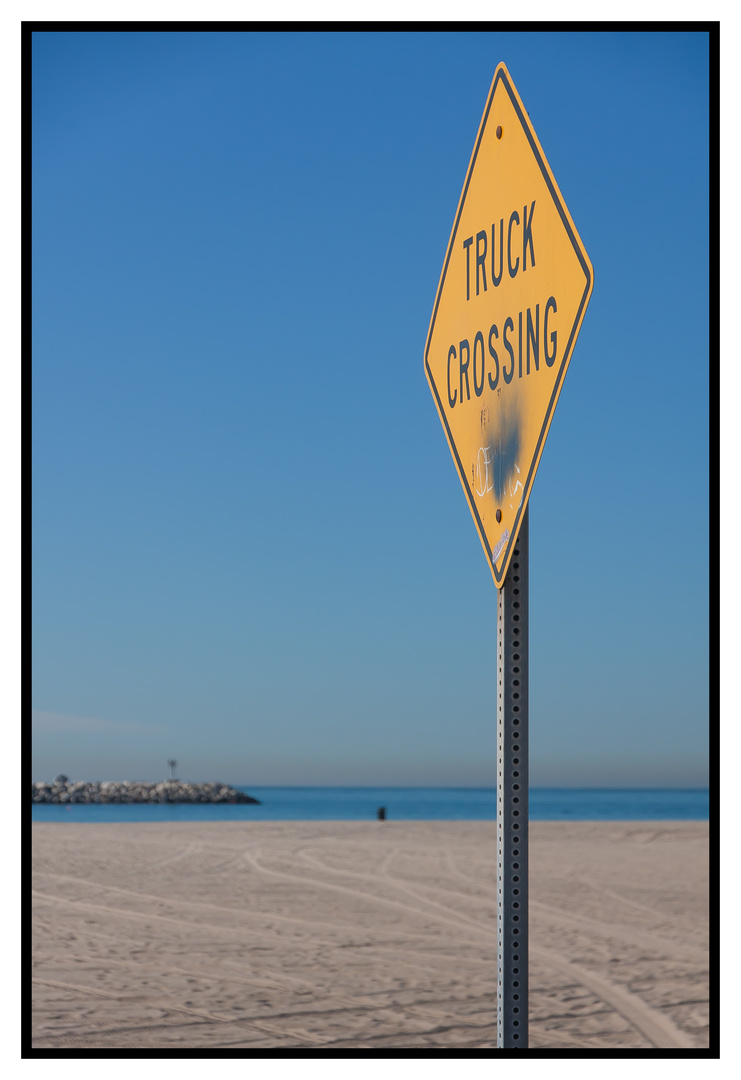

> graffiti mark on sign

[
  {"left": 475, "top": 444, "right": 495, "bottom": 497},
  {"left": 508, "top": 463, "right": 523, "bottom": 510},
  {"left": 475, "top": 447, "right": 523, "bottom": 516},
  {"left": 491, "top": 529, "right": 510, "bottom": 564}
]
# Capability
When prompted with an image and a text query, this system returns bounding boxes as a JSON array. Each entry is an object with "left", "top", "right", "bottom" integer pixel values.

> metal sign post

[{"left": 497, "top": 507, "right": 528, "bottom": 1047}]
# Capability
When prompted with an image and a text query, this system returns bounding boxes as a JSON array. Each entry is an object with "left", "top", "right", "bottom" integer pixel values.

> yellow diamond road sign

[{"left": 425, "top": 63, "right": 593, "bottom": 587}]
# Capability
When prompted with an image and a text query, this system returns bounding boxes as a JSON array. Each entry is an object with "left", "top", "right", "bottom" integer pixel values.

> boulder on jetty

[{"left": 31, "top": 780, "right": 260, "bottom": 805}]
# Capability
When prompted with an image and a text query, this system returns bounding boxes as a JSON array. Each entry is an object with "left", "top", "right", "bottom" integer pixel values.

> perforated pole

[{"left": 496, "top": 507, "right": 529, "bottom": 1047}]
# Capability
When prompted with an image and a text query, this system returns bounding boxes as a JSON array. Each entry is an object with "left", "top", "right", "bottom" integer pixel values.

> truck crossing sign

[{"left": 425, "top": 63, "right": 594, "bottom": 586}]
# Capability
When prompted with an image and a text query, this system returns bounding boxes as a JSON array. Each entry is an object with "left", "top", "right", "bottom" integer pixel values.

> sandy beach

[{"left": 31, "top": 820, "right": 709, "bottom": 1050}]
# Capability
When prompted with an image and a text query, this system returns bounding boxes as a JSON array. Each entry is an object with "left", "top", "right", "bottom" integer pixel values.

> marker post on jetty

[{"left": 424, "top": 63, "right": 593, "bottom": 1048}]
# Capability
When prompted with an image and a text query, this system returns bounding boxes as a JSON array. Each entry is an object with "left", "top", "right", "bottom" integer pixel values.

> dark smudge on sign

[{"left": 489, "top": 400, "right": 523, "bottom": 506}]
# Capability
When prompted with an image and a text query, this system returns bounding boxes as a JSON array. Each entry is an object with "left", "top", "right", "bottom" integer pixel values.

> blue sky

[{"left": 31, "top": 29, "right": 710, "bottom": 787}]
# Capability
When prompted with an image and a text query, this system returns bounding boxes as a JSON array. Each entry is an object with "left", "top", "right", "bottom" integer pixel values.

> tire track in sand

[
  {"left": 444, "top": 848, "right": 707, "bottom": 964},
  {"left": 242, "top": 849, "right": 489, "bottom": 944},
  {"left": 265, "top": 850, "right": 692, "bottom": 1049},
  {"left": 34, "top": 845, "right": 695, "bottom": 1049},
  {"left": 32, "top": 976, "right": 327, "bottom": 1045},
  {"left": 529, "top": 945, "right": 695, "bottom": 1049}
]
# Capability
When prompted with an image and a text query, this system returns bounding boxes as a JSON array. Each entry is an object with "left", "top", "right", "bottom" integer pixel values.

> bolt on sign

[{"left": 425, "top": 63, "right": 593, "bottom": 586}]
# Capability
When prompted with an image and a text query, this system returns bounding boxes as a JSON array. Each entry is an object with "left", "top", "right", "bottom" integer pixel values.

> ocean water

[{"left": 31, "top": 786, "right": 709, "bottom": 824}]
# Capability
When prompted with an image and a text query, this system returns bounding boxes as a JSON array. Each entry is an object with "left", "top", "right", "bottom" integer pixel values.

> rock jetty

[{"left": 32, "top": 780, "right": 260, "bottom": 804}]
